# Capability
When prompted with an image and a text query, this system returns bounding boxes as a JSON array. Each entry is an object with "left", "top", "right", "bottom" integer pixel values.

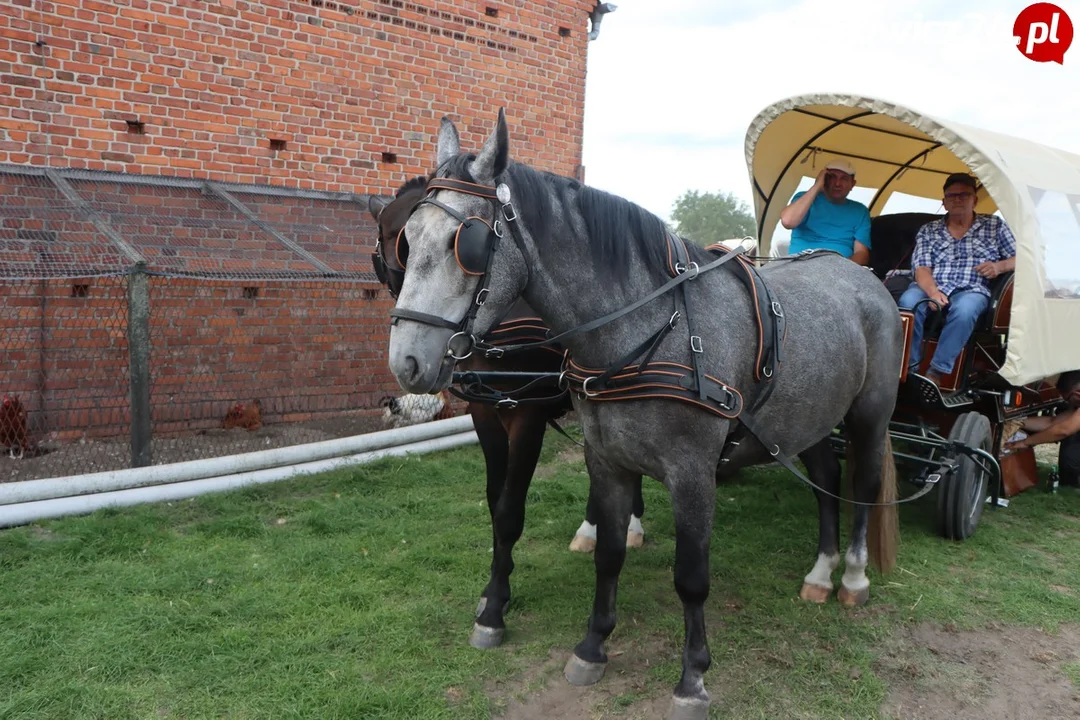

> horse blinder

[{"left": 392, "top": 217, "right": 496, "bottom": 277}]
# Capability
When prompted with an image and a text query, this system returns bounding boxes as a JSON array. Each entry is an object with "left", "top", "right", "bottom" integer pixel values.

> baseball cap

[
  {"left": 825, "top": 159, "right": 856, "bottom": 176},
  {"left": 943, "top": 172, "right": 978, "bottom": 192}
]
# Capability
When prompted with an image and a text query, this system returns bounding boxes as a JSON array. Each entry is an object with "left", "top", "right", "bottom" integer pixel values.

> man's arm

[
  {"left": 1008, "top": 408, "right": 1080, "bottom": 449},
  {"left": 851, "top": 207, "right": 871, "bottom": 265},
  {"left": 911, "top": 226, "right": 949, "bottom": 306},
  {"left": 779, "top": 170, "right": 827, "bottom": 229},
  {"left": 976, "top": 219, "right": 1018, "bottom": 278},
  {"left": 851, "top": 242, "right": 870, "bottom": 266}
]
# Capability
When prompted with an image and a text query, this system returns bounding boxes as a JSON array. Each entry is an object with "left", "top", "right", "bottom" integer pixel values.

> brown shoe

[{"left": 926, "top": 370, "right": 944, "bottom": 386}]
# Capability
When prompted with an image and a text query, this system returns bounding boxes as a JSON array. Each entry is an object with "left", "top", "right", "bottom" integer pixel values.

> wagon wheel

[{"left": 937, "top": 411, "right": 992, "bottom": 540}]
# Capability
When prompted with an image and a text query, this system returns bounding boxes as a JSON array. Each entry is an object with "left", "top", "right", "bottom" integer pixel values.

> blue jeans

[{"left": 898, "top": 284, "right": 989, "bottom": 375}]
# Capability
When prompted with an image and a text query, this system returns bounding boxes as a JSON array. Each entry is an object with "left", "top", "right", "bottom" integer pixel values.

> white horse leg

[
  {"left": 626, "top": 513, "right": 644, "bottom": 548},
  {"left": 569, "top": 519, "right": 596, "bottom": 552}
]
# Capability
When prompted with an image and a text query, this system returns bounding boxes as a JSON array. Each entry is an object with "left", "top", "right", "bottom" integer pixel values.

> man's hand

[
  {"left": 929, "top": 289, "right": 949, "bottom": 307},
  {"left": 975, "top": 260, "right": 1002, "bottom": 279},
  {"left": 814, "top": 168, "right": 830, "bottom": 190},
  {"left": 1004, "top": 437, "right": 1027, "bottom": 452}
]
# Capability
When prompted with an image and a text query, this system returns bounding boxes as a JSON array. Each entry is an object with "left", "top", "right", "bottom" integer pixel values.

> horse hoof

[
  {"left": 564, "top": 653, "right": 606, "bottom": 686},
  {"left": 838, "top": 585, "right": 870, "bottom": 608},
  {"left": 626, "top": 530, "right": 644, "bottom": 548},
  {"left": 667, "top": 695, "right": 710, "bottom": 720},
  {"left": 799, "top": 583, "right": 832, "bottom": 604},
  {"left": 469, "top": 623, "right": 505, "bottom": 649},
  {"left": 569, "top": 534, "right": 596, "bottom": 553}
]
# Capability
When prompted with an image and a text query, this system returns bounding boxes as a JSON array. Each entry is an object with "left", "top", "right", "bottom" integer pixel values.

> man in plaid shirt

[{"left": 898, "top": 173, "right": 1017, "bottom": 386}]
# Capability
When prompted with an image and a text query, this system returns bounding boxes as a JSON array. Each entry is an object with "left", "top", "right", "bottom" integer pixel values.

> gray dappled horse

[
  {"left": 385, "top": 111, "right": 902, "bottom": 720},
  {"left": 367, "top": 179, "right": 647, "bottom": 645}
]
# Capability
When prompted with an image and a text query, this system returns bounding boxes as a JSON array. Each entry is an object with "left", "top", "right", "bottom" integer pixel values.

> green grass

[{"left": 1, "top": 425, "right": 1078, "bottom": 719}]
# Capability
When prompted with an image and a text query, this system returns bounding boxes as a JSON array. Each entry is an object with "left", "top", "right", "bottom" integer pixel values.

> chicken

[
  {"left": 223, "top": 398, "right": 263, "bottom": 431},
  {"left": 380, "top": 390, "right": 455, "bottom": 429},
  {"left": 1, "top": 394, "right": 30, "bottom": 459}
]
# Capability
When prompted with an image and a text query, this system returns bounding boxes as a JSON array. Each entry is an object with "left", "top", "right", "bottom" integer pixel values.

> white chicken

[{"left": 380, "top": 390, "right": 455, "bottom": 429}]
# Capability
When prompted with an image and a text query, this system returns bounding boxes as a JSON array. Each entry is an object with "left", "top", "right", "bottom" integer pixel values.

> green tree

[{"left": 670, "top": 189, "right": 756, "bottom": 247}]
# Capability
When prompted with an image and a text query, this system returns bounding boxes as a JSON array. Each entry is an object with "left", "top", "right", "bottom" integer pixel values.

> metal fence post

[{"left": 127, "top": 263, "right": 152, "bottom": 467}]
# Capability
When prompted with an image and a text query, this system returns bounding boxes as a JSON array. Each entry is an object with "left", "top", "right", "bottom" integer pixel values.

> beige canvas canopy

[{"left": 744, "top": 92, "right": 1080, "bottom": 388}]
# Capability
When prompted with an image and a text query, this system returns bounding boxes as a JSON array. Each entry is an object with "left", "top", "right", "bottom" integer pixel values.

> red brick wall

[
  {"left": 1, "top": 0, "right": 592, "bottom": 445},
  {"left": 148, "top": 278, "right": 401, "bottom": 438},
  {"left": 0, "top": 0, "right": 594, "bottom": 190},
  {"left": 0, "top": 277, "right": 402, "bottom": 442}
]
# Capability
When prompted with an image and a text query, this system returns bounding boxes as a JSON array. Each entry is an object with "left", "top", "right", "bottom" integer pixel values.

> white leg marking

[
  {"left": 803, "top": 552, "right": 841, "bottom": 589},
  {"left": 841, "top": 546, "right": 870, "bottom": 592},
  {"left": 574, "top": 520, "right": 597, "bottom": 540},
  {"left": 627, "top": 514, "right": 643, "bottom": 536}
]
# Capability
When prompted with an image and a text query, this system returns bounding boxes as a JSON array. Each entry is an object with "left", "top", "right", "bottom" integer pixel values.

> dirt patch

[
  {"left": 1, "top": 411, "right": 388, "bottom": 483},
  {"left": 878, "top": 622, "right": 1080, "bottom": 720},
  {"left": 488, "top": 636, "right": 676, "bottom": 720}
]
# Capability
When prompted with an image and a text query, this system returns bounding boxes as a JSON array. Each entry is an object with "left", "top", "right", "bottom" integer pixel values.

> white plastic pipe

[
  {"left": 0, "top": 430, "right": 479, "bottom": 529},
  {"left": 0, "top": 415, "right": 475, "bottom": 506}
]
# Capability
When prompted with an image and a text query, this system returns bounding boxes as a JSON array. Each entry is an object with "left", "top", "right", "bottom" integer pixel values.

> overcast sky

[{"left": 579, "top": 0, "right": 1080, "bottom": 247}]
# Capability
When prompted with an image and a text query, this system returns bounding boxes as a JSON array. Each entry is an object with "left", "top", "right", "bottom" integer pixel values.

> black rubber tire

[{"left": 937, "top": 412, "right": 992, "bottom": 540}]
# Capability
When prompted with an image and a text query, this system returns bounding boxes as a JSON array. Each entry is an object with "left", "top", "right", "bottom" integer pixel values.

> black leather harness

[{"left": 388, "top": 174, "right": 926, "bottom": 508}]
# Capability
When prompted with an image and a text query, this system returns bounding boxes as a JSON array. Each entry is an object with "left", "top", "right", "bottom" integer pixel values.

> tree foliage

[{"left": 670, "top": 190, "right": 756, "bottom": 247}]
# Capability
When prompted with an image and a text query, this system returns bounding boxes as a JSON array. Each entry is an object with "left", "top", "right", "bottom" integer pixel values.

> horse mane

[
  {"left": 396, "top": 174, "right": 430, "bottom": 198},
  {"left": 436, "top": 153, "right": 708, "bottom": 278}
]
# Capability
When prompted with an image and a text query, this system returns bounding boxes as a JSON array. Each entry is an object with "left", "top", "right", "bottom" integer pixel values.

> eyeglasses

[{"left": 944, "top": 191, "right": 975, "bottom": 200}]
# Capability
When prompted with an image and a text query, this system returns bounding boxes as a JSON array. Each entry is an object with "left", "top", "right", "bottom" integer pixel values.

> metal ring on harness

[
  {"left": 674, "top": 261, "right": 700, "bottom": 279},
  {"left": 447, "top": 331, "right": 475, "bottom": 360},
  {"left": 581, "top": 376, "right": 600, "bottom": 398},
  {"left": 763, "top": 365, "right": 773, "bottom": 379},
  {"left": 770, "top": 444, "right": 780, "bottom": 457},
  {"left": 557, "top": 369, "right": 569, "bottom": 390}
]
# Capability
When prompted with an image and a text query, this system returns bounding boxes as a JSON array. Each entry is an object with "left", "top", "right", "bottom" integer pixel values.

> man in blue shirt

[
  {"left": 779, "top": 159, "right": 872, "bottom": 265},
  {"left": 898, "top": 173, "right": 1017, "bottom": 386}
]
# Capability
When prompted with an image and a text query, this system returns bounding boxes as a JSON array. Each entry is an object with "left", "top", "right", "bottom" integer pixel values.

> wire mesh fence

[{"left": 0, "top": 164, "right": 439, "bottom": 483}]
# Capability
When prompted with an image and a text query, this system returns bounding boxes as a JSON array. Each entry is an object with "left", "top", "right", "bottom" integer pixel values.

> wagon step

[{"left": 906, "top": 372, "right": 975, "bottom": 410}]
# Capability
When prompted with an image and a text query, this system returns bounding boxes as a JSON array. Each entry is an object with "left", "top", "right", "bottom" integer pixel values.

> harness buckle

[
  {"left": 581, "top": 376, "right": 600, "bottom": 398},
  {"left": 493, "top": 219, "right": 504, "bottom": 238},
  {"left": 669, "top": 310, "right": 681, "bottom": 329},
  {"left": 762, "top": 365, "right": 773, "bottom": 379},
  {"left": 771, "top": 301, "right": 784, "bottom": 318},
  {"left": 690, "top": 335, "right": 703, "bottom": 353},
  {"left": 447, "top": 331, "right": 475, "bottom": 361},
  {"left": 674, "top": 261, "right": 700, "bottom": 279},
  {"left": 475, "top": 288, "right": 490, "bottom": 306},
  {"left": 502, "top": 202, "right": 517, "bottom": 223},
  {"left": 496, "top": 398, "right": 518, "bottom": 410},
  {"left": 484, "top": 346, "right": 504, "bottom": 359}
]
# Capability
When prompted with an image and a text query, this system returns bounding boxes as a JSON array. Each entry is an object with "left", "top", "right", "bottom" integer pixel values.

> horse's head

[
  {"left": 368, "top": 175, "right": 430, "bottom": 299},
  {"left": 387, "top": 110, "right": 531, "bottom": 394}
]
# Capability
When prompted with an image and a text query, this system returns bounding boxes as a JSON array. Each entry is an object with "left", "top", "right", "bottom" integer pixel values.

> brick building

[{"left": 0, "top": 0, "right": 600, "bottom": 473}]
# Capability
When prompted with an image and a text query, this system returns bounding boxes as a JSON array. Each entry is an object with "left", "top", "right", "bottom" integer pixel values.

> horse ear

[
  {"left": 436, "top": 116, "right": 460, "bottom": 167},
  {"left": 471, "top": 108, "right": 509, "bottom": 181},
  {"left": 368, "top": 194, "right": 390, "bottom": 221}
]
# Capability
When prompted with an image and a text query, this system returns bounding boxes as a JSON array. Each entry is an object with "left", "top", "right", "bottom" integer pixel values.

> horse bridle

[{"left": 388, "top": 176, "right": 531, "bottom": 362}]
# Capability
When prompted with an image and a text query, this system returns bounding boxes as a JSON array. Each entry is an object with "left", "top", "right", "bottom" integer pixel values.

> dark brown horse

[{"left": 368, "top": 176, "right": 646, "bottom": 648}]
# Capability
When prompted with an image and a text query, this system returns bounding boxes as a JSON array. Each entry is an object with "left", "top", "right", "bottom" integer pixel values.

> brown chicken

[
  {"left": 223, "top": 398, "right": 263, "bottom": 431},
  {"left": 1, "top": 394, "right": 30, "bottom": 459}
]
